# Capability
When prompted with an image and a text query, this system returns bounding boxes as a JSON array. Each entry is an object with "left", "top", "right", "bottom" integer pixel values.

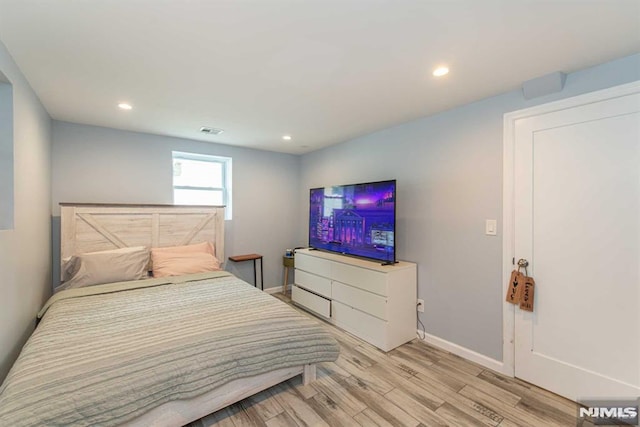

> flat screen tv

[{"left": 308, "top": 180, "right": 396, "bottom": 264}]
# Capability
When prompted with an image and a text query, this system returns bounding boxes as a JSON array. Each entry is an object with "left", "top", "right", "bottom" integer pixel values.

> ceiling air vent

[{"left": 199, "top": 126, "right": 224, "bottom": 135}]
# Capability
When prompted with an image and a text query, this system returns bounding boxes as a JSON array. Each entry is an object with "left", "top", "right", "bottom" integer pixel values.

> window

[{"left": 172, "top": 151, "right": 232, "bottom": 219}]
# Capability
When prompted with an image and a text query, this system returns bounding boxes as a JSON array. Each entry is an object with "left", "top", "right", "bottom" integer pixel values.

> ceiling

[{"left": 0, "top": 1, "right": 638, "bottom": 154}]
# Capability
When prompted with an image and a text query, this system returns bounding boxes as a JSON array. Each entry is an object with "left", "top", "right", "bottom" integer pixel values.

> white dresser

[{"left": 292, "top": 248, "right": 417, "bottom": 352}]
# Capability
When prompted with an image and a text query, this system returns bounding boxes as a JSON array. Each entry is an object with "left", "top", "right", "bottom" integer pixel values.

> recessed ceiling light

[
  {"left": 432, "top": 66, "right": 449, "bottom": 77},
  {"left": 118, "top": 103, "right": 133, "bottom": 110},
  {"left": 282, "top": 135, "right": 292, "bottom": 140}
]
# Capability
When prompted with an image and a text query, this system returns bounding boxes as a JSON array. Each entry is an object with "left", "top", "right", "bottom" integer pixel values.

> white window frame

[{"left": 172, "top": 151, "right": 232, "bottom": 220}]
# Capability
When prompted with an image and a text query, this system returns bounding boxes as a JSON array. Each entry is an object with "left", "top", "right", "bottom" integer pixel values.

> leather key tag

[
  {"left": 519, "top": 276, "right": 535, "bottom": 312},
  {"left": 505, "top": 270, "right": 523, "bottom": 304}
]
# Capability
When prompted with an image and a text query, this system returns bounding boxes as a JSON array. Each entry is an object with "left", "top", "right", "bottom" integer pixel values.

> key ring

[{"left": 517, "top": 258, "right": 529, "bottom": 276}]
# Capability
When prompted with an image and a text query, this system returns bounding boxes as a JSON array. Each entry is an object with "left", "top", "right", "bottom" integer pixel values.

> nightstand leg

[
  {"left": 283, "top": 267, "right": 289, "bottom": 294},
  {"left": 260, "top": 257, "right": 264, "bottom": 290},
  {"left": 252, "top": 259, "right": 257, "bottom": 287}
]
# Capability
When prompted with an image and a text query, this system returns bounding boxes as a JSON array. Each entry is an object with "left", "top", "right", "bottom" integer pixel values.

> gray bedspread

[{"left": 0, "top": 272, "right": 339, "bottom": 426}]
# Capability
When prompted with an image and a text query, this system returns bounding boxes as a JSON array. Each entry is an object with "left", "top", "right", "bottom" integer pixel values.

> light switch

[{"left": 485, "top": 219, "right": 497, "bottom": 236}]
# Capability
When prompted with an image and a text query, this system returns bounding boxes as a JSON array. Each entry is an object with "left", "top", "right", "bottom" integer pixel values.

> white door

[{"left": 511, "top": 84, "right": 640, "bottom": 401}]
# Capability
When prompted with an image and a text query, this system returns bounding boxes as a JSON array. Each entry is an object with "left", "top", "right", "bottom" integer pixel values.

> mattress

[{"left": 0, "top": 271, "right": 339, "bottom": 426}]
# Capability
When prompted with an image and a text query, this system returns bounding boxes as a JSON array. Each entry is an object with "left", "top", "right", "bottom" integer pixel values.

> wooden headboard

[{"left": 60, "top": 203, "right": 225, "bottom": 279}]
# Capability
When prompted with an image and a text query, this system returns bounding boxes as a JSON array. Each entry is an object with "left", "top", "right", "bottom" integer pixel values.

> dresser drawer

[
  {"left": 332, "top": 301, "right": 387, "bottom": 350},
  {"left": 292, "top": 285, "right": 331, "bottom": 318},
  {"left": 295, "top": 252, "right": 331, "bottom": 277},
  {"left": 295, "top": 270, "right": 331, "bottom": 298},
  {"left": 332, "top": 262, "right": 388, "bottom": 296},
  {"left": 332, "top": 281, "right": 387, "bottom": 320}
]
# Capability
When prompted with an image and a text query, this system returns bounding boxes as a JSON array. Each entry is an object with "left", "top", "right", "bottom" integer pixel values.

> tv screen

[{"left": 308, "top": 180, "right": 396, "bottom": 264}]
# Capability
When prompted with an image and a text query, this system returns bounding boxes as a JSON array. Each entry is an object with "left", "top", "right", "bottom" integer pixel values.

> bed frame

[
  {"left": 127, "top": 365, "right": 316, "bottom": 427},
  {"left": 59, "top": 203, "right": 317, "bottom": 426},
  {"left": 60, "top": 203, "right": 226, "bottom": 277}
]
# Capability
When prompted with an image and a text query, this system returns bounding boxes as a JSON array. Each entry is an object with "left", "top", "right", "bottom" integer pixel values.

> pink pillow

[
  {"left": 151, "top": 242, "right": 221, "bottom": 278},
  {"left": 152, "top": 241, "right": 216, "bottom": 256}
]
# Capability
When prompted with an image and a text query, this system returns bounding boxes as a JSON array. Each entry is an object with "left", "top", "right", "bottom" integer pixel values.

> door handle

[{"left": 517, "top": 258, "right": 529, "bottom": 276}]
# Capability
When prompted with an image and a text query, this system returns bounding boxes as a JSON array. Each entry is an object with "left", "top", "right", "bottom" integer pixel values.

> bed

[{"left": 0, "top": 204, "right": 340, "bottom": 427}]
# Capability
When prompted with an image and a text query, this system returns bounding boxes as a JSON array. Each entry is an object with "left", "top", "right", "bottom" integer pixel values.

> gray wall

[
  {"left": 0, "top": 40, "right": 52, "bottom": 380},
  {"left": 298, "top": 53, "right": 640, "bottom": 361},
  {"left": 0, "top": 79, "right": 13, "bottom": 230},
  {"left": 0, "top": 79, "right": 13, "bottom": 229},
  {"left": 51, "top": 122, "right": 300, "bottom": 289}
]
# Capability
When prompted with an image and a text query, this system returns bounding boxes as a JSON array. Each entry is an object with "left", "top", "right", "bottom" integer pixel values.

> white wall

[
  {"left": 0, "top": 79, "right": 13, "bottom": 229},
  {"left": 299, "top": 53, "right": 640, "bottom": 362},
  {"left": 0, "top": 40, "right": 52, "bottom": 380},
  {"left": 51, "top": 122, "right": 300, "bottom": 289}
]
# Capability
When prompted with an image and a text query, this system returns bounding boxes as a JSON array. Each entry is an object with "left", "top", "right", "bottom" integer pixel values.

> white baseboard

[
  {"left": 418, "top": 331, "right": 510, "bottom": 376},
  {"left": 263, "top": 285, "right": 286, "bottom": 295},
  {"left": 263, "top": 283, "right": 292, "bottom": 295}
]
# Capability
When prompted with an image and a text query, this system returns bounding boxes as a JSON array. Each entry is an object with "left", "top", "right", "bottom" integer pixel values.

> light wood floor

[{"left": 188, "top": 293, "right": 590, "bottom": 427}]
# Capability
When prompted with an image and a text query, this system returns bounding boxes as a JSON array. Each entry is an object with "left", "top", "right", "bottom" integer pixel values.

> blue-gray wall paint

[
  {"left": 0, "top": 39, "right": 52, "bottom": 381},
  {"left": 298, "top": 53, "right": 640, "bottom": 361},
  {"left": 51, "top": 122, "right": 300, "bottom": 289},
  {"left": 0, "top": 80, "right": 14, "bottom": 230}
]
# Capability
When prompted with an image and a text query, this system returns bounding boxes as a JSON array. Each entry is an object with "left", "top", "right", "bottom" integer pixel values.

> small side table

[
  {"left": 229, "top": 253, "right": 263, "bottom": 290},
  {"left": 283, "top": 255, "right": 295, "bottom": 294}
]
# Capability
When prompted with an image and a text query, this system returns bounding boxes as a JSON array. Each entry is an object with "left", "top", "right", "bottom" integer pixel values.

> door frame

[{"left": 501, "top": 80, "right": 640, "bottom": 377}]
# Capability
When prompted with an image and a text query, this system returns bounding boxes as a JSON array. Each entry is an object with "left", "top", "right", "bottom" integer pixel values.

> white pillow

[{"left": 58, "top": 246, "right": 150, "bottom": 292}]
